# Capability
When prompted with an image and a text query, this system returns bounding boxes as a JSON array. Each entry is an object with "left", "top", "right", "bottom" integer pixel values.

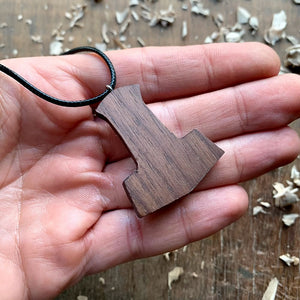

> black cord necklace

[{"left": 0, "top": 46, "right": 116, "bottom": 107}]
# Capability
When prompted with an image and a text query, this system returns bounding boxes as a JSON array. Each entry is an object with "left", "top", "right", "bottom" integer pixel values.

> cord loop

[{"left": 0, "top": 46, "right": 116, "bottom": 107}]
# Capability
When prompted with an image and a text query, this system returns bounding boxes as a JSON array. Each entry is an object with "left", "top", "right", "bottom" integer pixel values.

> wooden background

[{"left": 0, "top": 0, "right": 300, "bottom": 299}]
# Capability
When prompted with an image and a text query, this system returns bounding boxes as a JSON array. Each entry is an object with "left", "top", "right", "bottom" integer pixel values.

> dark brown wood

[{"left": 96, "top": 85, "right": 224, "bottom": 216}]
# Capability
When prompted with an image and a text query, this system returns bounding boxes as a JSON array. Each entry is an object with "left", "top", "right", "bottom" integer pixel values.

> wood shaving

[
  {"left": 253, "top": 206, "right": 267, "bottom": 216},
  {"left": 168, "top": 267, "right": 184, "bottom": 289},
  {"left": 279, "top": 253, "right": 300, "bottom": 266},
  {"left": 191, "top": 272, "right": 199, "bottom": 278},
  {"left": 225, "top": 31, "right": 244, "bottom": 43},
  {"left": 120, "top": 18, "right": 131, "bottom": 34},
  {"left": 102, "top": 23, "right": 110, "bottom": 44},
  {"left": 99, "top": 277, "right": 106, "bottom": 285},
  {"left": 137, "top": 36, "right": 145, "bottom": 47},
  {"left": 25, "top": 19, "right": 33, "bottom": 26},
  {"left": 279, "top": 65, "right": 291, "bottom": 74},
  {"left": 147, "top": 4, "right": 176, "bottom": 27},
  {"left": 291, "top": 165, "right": 300, "bottom": 186},
  {"left": 182, "top": 21, "right": 188, "bottom": 39},
  {"left": 286, "top": 35, "right": 299, "bottom": 45},
  {"left": 163, "top": 252, "right": 171, "bottom": 261},
  {"left": 116, "top": 8, "right": 130, "bottom": 25},
  {"left": 49, "top": 41, "right": 63, "bottom": 55},
  {"left": 273, "top": 182, "right": 299, "bottom": 207},
  {"left": 260, "top": 201, "right": 271, "bottom": 208},
  {"left": 191, "top": 1, "right": 210, "bottom": 17},
  {"left": 264, "top": 10, "right": 287, "bottom": 46},
  {"left": 0, "top": 44, "right": 5, "bottom": 49},
  {"left": 12, "top": 49, "right": 18, "bottom": 57},
  {"left": 181, "top": 4, "right": 188, "bottom": 11},
  {"left": 237, "top": 6, "right": 251, "bottom": 24},
  {"left": 31, "top": 35, "right": 43, "bottom": 44},
  {"left": 17, "top": 14, "right": 23, "bottom": 21},
  {"left": 213, "top": 13, "right": 224, "bottom": 28},
  {"left": 249, "top": 16, "right": 259, "bottom": 35},
  {"left": 129, "top": 0, "right": 139, "bottom": 6},
  {"left": 262, "top": 277, "right": 279, "bottom": 300},
  {"left": 284, "top": 44, "right": 300, "bottom": 70},
  {"left": 0, "top": 22, "right": 8, "bottom": 28},
  {"left": 69, "top": 4, "right": 86, "bottom": 28},
  {"left": 131, "top": 10, "right": 140, "bottom": 21},
  {"left": 282, "top": 213, "right": 300, "bottom": 226},
  {"left": 77, "top": 296, "right": 88, "bottom": 300},
  {"left": 95, "top": 42, "right": 107, "bottom": 52}
]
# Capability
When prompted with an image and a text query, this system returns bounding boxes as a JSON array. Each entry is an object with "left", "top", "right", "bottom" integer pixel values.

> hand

[{"left": 0, "top": 43, "right": 299, "bottom": 299}]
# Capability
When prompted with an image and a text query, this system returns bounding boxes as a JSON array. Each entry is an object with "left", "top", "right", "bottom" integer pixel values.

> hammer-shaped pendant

[{"left": 96, "top": 84, "right": 224, "bottom": 217}]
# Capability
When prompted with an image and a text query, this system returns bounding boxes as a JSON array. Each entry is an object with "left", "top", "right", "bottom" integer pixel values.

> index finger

[
  {"left": 75, "top": 42, "right": 281, "bottom": 103},
  {"left": 1, "top": 43, "right": 280, "bottom": 105}
]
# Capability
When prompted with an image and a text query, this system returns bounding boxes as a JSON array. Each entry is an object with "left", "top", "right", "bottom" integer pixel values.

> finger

[
  {"left": 102, "top": 127, "right": 300, "bottom": 211},
  {"left": 2, "top": 43, "right": 280, "bottom": 105},
  {"left": 149, "top": 73, "right": 300, "bottom": 141},
  {"left": 85, "top": 185, "right": 248, "bottom": 273},
  {"left": 199, "top": 127, "right": 300, "bottom": 190},
  {"left": 82, "top": 43, "right": 280, "bottom": 102}
]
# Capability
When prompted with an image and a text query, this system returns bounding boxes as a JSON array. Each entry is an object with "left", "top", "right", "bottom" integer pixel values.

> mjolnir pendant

[{"left": 96, "top": 84, "right": 224, "bottom": 217}]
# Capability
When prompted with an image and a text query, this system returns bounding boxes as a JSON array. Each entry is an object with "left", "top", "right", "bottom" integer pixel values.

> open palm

[{"left": 0, "top": 43, "right": 299, "bottom": 299}]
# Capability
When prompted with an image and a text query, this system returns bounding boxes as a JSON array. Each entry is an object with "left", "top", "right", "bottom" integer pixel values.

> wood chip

[
  {"left": 163, "top": 252, "right": 171, "bottom": 261},
  {"left": 237, "top": 6, "right": 251, "bottom": 24},
  {"left": 31, "top": 35, "right": 43, "bottom": 44},
  {"left": 137, "top": 36, "right": 145, "bottom": 47},
  {"left": 131, "top": 10, "right": 140, "bottom": 21},
  {"left": 286, "top": 35, "right": 299, "bottom": 45},
  {"left": 0, "top": 22, "right": 8, "bottom": 28},
  {"left": 116, "top": 8, "right": 130, "bottom": 25},
  {"left": 260, "top": 201, "right": 271, "bottom": 208},
  {"left": 49, "top": 41, "right": 63, "bottom": 55},
  {"left": 249, "top": 16, "right": 259, "bottom": 35},
  {"left": 95, "top": 43, "right": 107, "bottom": 52},
  {"left": 264, "top": 10, "right": 287, "bottom": 46},
  {"left": 284, "top": 44, "right": 300, "bottom": 69},
  {"left": 191, "top": 1, "right": 210, "bottom": 17},
  {"left": 282, "top": 213, "right": 300, "bottom": 226},
  {"left": 253, "top": 206, "right": 267, "bottom": 216},
  {"left": 12, "top": 49, "right": 18, "bottom": 57},
  {"left": 279, "top": 253, "right": 300, "bottom": 266},
  {"left": 102, "top": 23, "right": 110, "bottom": 44},
  {"left": 129, "top": 0, "right": 139, "bottom": 6},
  {"left": 262, "top": 278, "right": 279, "bottom": 300},
  {"left": 69, "top": 4, "right": 86, "bottom": 28},
  {"left": 25, "top": 19, "right": 33, "bottom": 26},
  {"left": 182, "top": 21, "right": 188, "bottom": 39},
  {"left": 99, "top": 277, "right": 106, "bottom": 285},
  {"left": 168, "top": 267, "right": 184, "bottom": 289},
  {"left": 273, "top": 182, "right": 299, "bottom": 207},
  {"left": 119, "top": 17, "right": 130, "bottom": 34}
]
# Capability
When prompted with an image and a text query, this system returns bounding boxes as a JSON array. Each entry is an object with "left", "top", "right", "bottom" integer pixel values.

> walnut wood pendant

[{"left": 96, "top": 85, "right": 224, "bottom": 217}]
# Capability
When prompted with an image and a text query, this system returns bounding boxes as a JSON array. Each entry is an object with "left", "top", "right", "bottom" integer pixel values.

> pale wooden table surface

[{"left": 1, "top": 1, "right": 300, "bottom": 299}]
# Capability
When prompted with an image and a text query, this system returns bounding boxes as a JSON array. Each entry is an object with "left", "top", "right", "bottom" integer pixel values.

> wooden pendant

[{"left": 96, "top": 85, "right": 224, "bottom": 217}]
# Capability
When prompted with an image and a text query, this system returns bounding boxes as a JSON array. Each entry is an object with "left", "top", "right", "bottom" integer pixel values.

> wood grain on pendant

[{"left": 96, "top": 85, "right": 224, "bottom": 217}]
